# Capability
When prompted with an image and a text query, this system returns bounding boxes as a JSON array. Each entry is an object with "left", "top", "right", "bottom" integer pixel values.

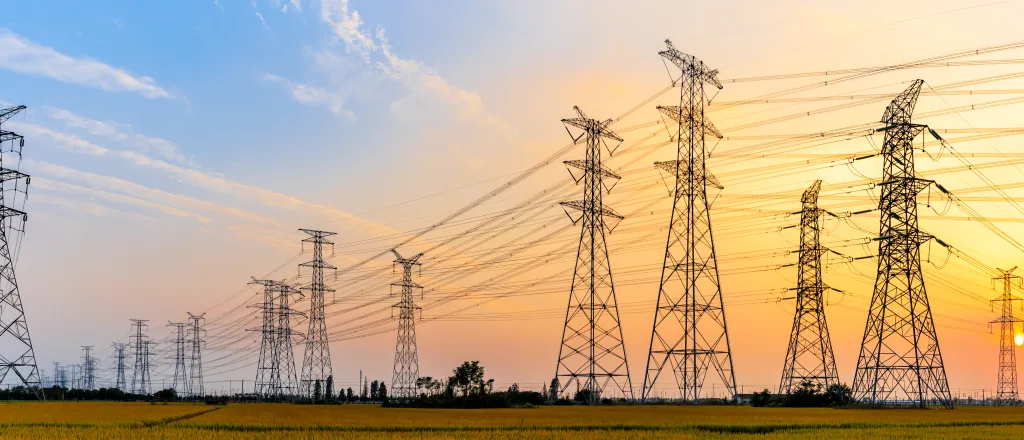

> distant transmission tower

[
  {"left": 80, "top": 346, "right": 95, "bottom": 390},
  {"left": 778, "top": 180, "right": 839, "bottom": 394},
  {"left": 188, "top": 312, "right": 206, "bottom": 398},
  {"left": 642, "top": 39, "right": 735, "bottom": 402},
  {"left": 0, "top": 105, "right": 43, "bottom": 399},
  {"left": 112, "top": 343, "right": 128, "bottom": 392},
  {"left": 248, "top": 279, "right": 303, "bottom": 399},
  {"left": 299, "top": 229, "right": 336, "bottom": 398},
  {"left": 852, "top": 79, "right": 953, "bottom": 408},
  {"left": 390, "top": 249, "right": 423, "bottom": 400},
  {"left": 130, "top": 319, "right": 152, "bottom": 394},
  {"left": 168, "top": 321, "right": 190, "bottom": 394},
  {"left": 554, "top": 106, "right": 632, "bottom": 404},
  {"left": 991, "top": 267, "right": 1022, "bottom": 404}
]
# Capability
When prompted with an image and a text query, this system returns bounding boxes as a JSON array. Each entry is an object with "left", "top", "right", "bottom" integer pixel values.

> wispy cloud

[
  {"left": 32, "top": 192, "right": 157, "bottom": 223},
  {"left": 264, "top": 73, "right": 354, "bottom": 119},
  {"left": 0, "top": 28, "right": 173, "bottom": 99},
  {"left": 213, "top": 0, "right": 224, "bottom": 11},
  {"left": 252, "top": 2, "right": 269, "bottom": 28},
  {"left": 271, "top": 0, "right": 486, "bottom": 119},
  {"left": 30, "top": 160, "right": 280, "bottom": 226},
  {"left": 33, "top": 178, "right": 211, "bottom": 223},
  {"left": 46, "top": 107, "right": 189, "bottom": 164}
]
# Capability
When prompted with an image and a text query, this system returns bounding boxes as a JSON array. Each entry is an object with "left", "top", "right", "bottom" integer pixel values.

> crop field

[{"left": 0, "top": 403, "right": 1023, "bottom": 438}]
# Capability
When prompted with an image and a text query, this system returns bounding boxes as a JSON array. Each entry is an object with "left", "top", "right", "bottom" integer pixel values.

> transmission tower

[
  {"left": 168, "top": 321, "right": 190, "bottom": 394},
  {"left": 554, "top": 105, "right": 632, "bottom": 404},
  {"left": 51, "top": 362, "right": 62, "bottom": 388},
  {"left": 299, "top": 229, "right": 336, "bottom": 398},
  {"left": 0, "top": 105, "right": 43, "bottom": 399},
  {"left": 248, "top": 279, "right": 303, "bottom": 399},
  {"left": 778, "top": 180, "right": 839, "bottom": 394},
  {"left": 80, "top": 346, "right": 95, "bottom": 390},
  {"left": 390, "top": 249, "right": 423, "bottom": 400},
  {"left": 187, "top": 312, "right": 206, "bottom": 398},
  {"left": 130, "top": 319, "right": 152, "bottom": 394},
  {"left": 641, "top": 39, "right": 735, "bottom": 402},
  {"left": 852, "top": 79, "right": 953, "bottom": 408},
  {"left": 991, "top": 267, "right": 1023, "bottom": 404},
  {"left": 112, "top": 343, "right": 128, "bottom": 392}
]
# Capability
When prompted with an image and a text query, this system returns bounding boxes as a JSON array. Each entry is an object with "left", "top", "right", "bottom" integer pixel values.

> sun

[{"left": 1016, "top": 334, "right": 1024, "bottom": 347}]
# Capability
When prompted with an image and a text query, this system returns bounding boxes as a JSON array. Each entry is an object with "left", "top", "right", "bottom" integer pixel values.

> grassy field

[{"left": 0, "top": 402, "right": 1022, "bottom": 438}]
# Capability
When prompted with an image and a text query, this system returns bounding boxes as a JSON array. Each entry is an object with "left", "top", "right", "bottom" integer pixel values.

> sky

[{"left": 3, "top": 0, "right": 1024, "bottom": 399}]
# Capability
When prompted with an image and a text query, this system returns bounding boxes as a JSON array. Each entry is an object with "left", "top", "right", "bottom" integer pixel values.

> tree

[
  {"left": 508, "top": 383, "right": 520, "bottom": 393},
  {"left": 314, "top": 380, "right": 323, "bottom": 401},
  {"left": 346, "top": 387, "right": 354, "bottom": 402},
  {"left": 824, "top": 383, "right": 853, "bottom": 406},
  {"left": 362, "top": 378, "right": 369, "bottom": 400},
  {"left": 379, "top": 383, "right": 388, "bottom": 402},
  {"left": 370, "top": 380, "right": 380, "bottom": 401},
  {"left": 153, "top": 388, "right": 177, "bottom": 402},
  {"left": 325, "top": 376, "right": 334, "bottom": 401},
  {"left": 450, "top": 361, "right": 486, "bottom": 397},
  {"left": 548, "top": 377, "right": 560, "bottom": 401},
  {"left": 750, "top": 389, "right": 772, "bottom": 407}
]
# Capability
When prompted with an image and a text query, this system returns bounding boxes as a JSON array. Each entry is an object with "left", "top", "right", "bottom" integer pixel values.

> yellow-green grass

[
  {"left": 184, "top": 403, "right": 1024, "bottom": 428},
  {"left": 0, "top": 401, "right": 207, "bottom": 425},
  {"left": 0, "top": 425, "right": 1023, "bottom": 439},
  {"left": 0, "top": 403, "right": 1023, "bottom": 439}
]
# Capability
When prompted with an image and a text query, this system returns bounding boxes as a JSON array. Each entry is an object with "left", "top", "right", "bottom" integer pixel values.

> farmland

[{"left": 0, "top": 403, "right": 1023, "bottom": 438}]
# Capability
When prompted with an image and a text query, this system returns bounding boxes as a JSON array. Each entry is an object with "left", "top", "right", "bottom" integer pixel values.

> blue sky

[{"left": 4, "top": 0, "right": 1024, "bottom": 395}]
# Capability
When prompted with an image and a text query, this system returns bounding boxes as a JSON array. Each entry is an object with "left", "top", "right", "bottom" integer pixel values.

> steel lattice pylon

[
  {"left": 80, "top": 346, "right": 95, "bottom": 390},
  {"left": 641, "top": 40, "right": 735, "bottom": 402},
  {"left": 248, "top": 279, "right": 304, "bottom": 400},
  {"left": 188, "top": 312, "right": 206, "bottom": 398},
  {"left": 554, "top": 105, "right": 632, "bottom": 404},
  {"left": 168, "top": 321, "right": 190, "bottom": 395},
  {"left": 0, "top": 105, "right": 43, "bottom": 399},
  {"left": 299, "top": 229, "right": 336, "bottom": 398},
  {"left": 130, "top": 319, "right": 152, "bottom": 395},
  {"left": 390, "top": 249, "right": 423, "bottom": 400},
  {"left": 778, "top": 180, "right": 839, "bottom": 394},
  {"left": 852, "top": 79, "right": 953, "bottom": 408},
  {"left": 112, "top": 343, "right": 128, "bottom": 392},
  {"left": 991, "top": 267, "right": 1022, "bottom": 404}
]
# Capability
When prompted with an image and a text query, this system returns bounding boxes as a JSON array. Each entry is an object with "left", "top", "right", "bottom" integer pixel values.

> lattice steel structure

[
  {"left": 852, "top": 80, "right": 953, "bottom": 408},
  {"left": 112, "top": 343, "right": 128, "bottom": 392},
  {"left": 188, "top": 312, "right": 206, "bottom": 398},
  {"left": 130, "top": 319, "right": 152, "bottom": 394},
  {"left": 168, "top": 321, "right": 190, "bottom": 394},
  {"left": 554, "top": 106, "right": 632, "bottom": 404},
  {"left": 80, "top": 346, "right": 95, "bottom": 390},
  {"left": 248, "top": 279, "right": 304, "bottom": 399},
  {"left": 390, "top": 249, "right": 423, "bottom": 400},
  {"left": 299, "top": 229, "right": 336, "bottom": 398},
  {"left": 991, "top": 267, "right": 1022, "bottom": 404},
  {"left": 0, "top": 105, "right": 43, "bottom": 399},
  {"left": 641, "top": 40, "right": 735, "bottom": 402},
  {"left": 779, "top": 180, "right": 839, "bottom": 394}
]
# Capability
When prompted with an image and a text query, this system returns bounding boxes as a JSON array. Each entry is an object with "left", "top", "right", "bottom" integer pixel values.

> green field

[{"left": 0, "top": 402, "right": 1023, "bottom": 438}]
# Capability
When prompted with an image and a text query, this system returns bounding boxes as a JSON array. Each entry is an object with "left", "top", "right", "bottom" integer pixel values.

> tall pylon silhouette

[
  {"left": 554, "top": 106, "right": 632, "bottom": 404},
  {"left": 187, "top": 312, "right": 206, "bottom": 398},
  {"left": 130, "top": 319, "right": 152, "bottom": 395},
  {"left": 778, "top": 180, "right": 839, "bottom": 394},
  {"left": 168, "top": 321, "right": 190, "bottom": 395},
  {"left": 852, "top": 80, "right": 953, "bottom": 408},
  {"left": 299, "top": 229, "right": 336, "bottom": 398},
  {"left": 991, "top": 267, "right": 1022, "bottom": 404},
  {"left": 642, "top": 39, "right": 735, "bottom": 402},
  {"left": 0, "top": 105, "right": 43, "bottom": 399},
  {"left": 112, "top": 343, "right": 128, "bottom": 392},
  {"left": 390, "top": 249, "right": 423, "bottom": 400},
  {"left": 249, "top": 279, "right": 304, "bottom": 399}
]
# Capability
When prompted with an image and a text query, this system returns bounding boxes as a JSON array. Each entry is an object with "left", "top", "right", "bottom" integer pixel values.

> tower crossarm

[
  {"left": 0, "top": 169, "right": 29, "bottom": 184},
  {"left": 654, "top": 160, "right": 723, "bottom": 190},
  {"left": 0, "top": 106, "right": 26, "bottom": 125},
  {"left": 0, "top": 206, "right": 26, "bottom": 220},
  {"left": 561, "top": 106, "right": 623, "bottom": 143},
  {"left": 564, "top": 160, "right": 621, "bottom": 181},
  {"left": 659, "top": 40, "right": 722, "bottom": 89},
  {"left": 0, "top": 131, "right": 24, "bottom": 144},
  {"left": 656, "top": 106, "right": 723, "bottom": 139},
  {"left": 559, "top": 200, "right": 624, "bottom": 220}
]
